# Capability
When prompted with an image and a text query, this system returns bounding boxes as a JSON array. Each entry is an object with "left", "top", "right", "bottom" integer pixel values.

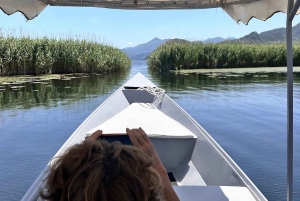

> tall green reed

[
  {"left": 0, "top": 35, "right": 131, "bottom": 76},
  {"left": 148, "top": 41, "right": 298, "bottom": 70}
]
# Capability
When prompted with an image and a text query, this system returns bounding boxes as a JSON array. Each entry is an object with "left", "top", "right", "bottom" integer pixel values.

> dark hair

[{"left": 41, "top": 140, "right": 162, "bottom": 201}]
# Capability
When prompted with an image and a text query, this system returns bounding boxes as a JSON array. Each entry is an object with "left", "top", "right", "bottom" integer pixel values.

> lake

[{"left": 0, "top": 60, "right": 299, "bottom": 201}]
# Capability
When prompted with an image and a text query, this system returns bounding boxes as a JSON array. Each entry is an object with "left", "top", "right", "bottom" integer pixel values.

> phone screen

[{"left": 97, "top": 135, "right": 133, "bottom": 145}]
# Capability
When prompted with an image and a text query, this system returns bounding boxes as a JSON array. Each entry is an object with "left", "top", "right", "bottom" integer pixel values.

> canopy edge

[
  {"left": 223, "top": 0, "right": 300, "bottom": 25},
  {"left": 1, "top": 0, "right": 300, "bottom": 25},
  {"left": 0, "top": 0, "right": 47, "bottom": 20}
]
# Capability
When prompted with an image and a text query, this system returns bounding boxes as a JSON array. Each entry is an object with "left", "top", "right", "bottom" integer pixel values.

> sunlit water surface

[{"left": 0, "top": 60, "right": 299, "bottom": 201}]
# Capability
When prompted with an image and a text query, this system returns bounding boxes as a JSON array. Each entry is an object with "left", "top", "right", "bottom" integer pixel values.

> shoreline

[
  {"left": 0, "top": 73, "right": 94, "bottom": 84},
  {"left": 169, "top": 66, "right": 300, "bottom": 74}
]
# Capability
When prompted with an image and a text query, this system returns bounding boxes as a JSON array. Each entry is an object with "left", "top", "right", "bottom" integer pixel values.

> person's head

[{"left": 41, "top": 140, "right": 162, "bottom": 201}]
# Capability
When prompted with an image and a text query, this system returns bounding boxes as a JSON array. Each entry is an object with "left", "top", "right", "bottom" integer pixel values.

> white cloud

[{"left": 127, "top": 42, "right": 133, "bottom": 45}]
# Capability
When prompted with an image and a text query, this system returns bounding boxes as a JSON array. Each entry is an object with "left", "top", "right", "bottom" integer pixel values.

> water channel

[{"left": 0, "top": 60, "right": 299, "bottom": 200}]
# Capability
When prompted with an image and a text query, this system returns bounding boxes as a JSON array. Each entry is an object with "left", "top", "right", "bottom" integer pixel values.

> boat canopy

[{"left": 0, "top": 0, "right": 299, "bottom": 24}]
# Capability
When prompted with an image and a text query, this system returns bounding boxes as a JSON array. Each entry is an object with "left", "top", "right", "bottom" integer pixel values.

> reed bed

[
  {"left": 0, "top": 36, "right": 131, "bottom": 76},
  {"left": 148, "top": 41, "right": 300, "bottom": 71}
]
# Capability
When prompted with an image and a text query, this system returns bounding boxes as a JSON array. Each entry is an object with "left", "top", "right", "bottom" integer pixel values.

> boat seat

[
  {"left": 173, "top": 186, "right": 257, "bottom": 201},
  {"left": 86, "top": 103, "right": 197, "bottom": 171},
  {"left": 173, "top": 161, "right": 207, "bottom": 186},
  {"left": 122, "top": 87, "right": 156, "bottom": 104}
]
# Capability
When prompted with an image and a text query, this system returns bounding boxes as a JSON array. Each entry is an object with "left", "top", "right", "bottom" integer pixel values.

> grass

[
  {"left": 147, "top": 41, "right": 299, "bottom": 71},
  {"left": 0, "top": 35, "right": 131, "bottom": 76}
]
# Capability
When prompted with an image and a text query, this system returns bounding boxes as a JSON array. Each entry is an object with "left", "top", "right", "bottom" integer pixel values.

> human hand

[
  {"left": 126, "top": 128, "right": 179, "bottom": 201},
  {"left": 126, "top": 127, "right": 166, "bottom": 175},
  {"left": 86, "top": 130, "right": 102, "bottom": 141}
]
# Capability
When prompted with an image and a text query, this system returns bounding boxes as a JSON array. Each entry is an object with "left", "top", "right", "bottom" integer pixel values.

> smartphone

[{"left": 97, "top": 135, "right": 133, "bottom": 145}]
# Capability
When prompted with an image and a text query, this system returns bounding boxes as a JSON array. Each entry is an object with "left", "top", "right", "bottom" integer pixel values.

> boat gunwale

[{"left": 172, "top": 100, "right": 267, "bottom": 200}]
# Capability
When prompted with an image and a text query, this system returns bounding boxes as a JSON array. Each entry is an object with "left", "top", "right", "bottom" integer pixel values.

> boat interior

[{"left": 24, "top": 73, "right": 267, "bottom": 201}]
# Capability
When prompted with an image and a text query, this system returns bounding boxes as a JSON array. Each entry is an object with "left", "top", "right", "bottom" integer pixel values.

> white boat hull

[{"left": 22, "top": 73, "right": 267, "bottom": 201}]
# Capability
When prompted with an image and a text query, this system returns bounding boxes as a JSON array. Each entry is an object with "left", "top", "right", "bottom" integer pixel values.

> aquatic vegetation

[
  {"left": 0, "top": 70, "right": 129, "bottom": 109},
  {"left": 0, "top": 36, "right": 131, "bottom": 76},
  {"left": 147, "top": 41, "right": 299, "bottom": 70}
]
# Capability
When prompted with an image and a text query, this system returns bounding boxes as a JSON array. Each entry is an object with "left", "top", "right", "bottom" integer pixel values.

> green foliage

[
  {"left": 147, "top": 42, "right": 298, "bottom": 70},
  {"left": 0, "top": 36, "right": 131, "bottom": 76}
]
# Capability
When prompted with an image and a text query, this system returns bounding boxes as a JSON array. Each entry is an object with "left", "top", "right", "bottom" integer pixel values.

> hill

[
  {"left": 122, "top": 22, "right": 300, "bottom": 60},
  {"left": 122, "top": 38, "right": 169, "bottom": 60},
  {"left": 203, "top": 37, "right": 235, "bottom": 43},
  {"left": 235, "top": 22, "right": 300, "bottom": 43},
  {"left": 121, "top": 37, "right": 235, "bottom": 60}
]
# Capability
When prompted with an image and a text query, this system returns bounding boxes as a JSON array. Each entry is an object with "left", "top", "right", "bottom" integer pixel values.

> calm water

[{"left": 0, "top": 60, "right": 299, "bottom": 201}]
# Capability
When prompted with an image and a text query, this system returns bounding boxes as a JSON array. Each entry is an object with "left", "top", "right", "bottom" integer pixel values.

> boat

[{"left": 22, "top": 73, "right": 267, "bottom": 201}]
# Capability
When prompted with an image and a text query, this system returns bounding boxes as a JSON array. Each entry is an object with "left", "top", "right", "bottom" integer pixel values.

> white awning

[
  {"left": 0, "top": 0, "right": 47, "bottom": 20},
  {"left": 1, "top": 0, "right": 299, "bottom": 24},
  {"left": 223, "top": 0, "right": 300, "bottom": 24}
]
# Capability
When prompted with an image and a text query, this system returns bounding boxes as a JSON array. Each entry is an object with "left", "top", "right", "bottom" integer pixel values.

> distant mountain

[
  {"left": 165, "top": 38, "right": 190, "bottom": 44},
  {"left": 129, "top": 52, "right": 150, "bottom": 60},
  {"left": 203, "top": 37, "right": 236, "bottom": 43},
  {"left": 122, "top": 37, "right": 236, "bottom": 60},
  {"left": 122, "top": 23, "right": 300, "bottom": 60},
  {"left": 235, "top": 22, "right": 300, "bottom": 43},
  {"left": 237, "top": 32, "right": 262, "bottom": 43},
  {"left": 122, "top": 38, "right": 170, "bottom": 60}
]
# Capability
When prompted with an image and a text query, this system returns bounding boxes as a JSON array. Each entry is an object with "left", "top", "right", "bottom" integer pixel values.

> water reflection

[
  {"left": 0, "top": 70, "right": 129, "bottom": 110},
  {"left": 148, "top": 68, "right": 300, "bottom": 92},
  {"left": 1, "top": 67, "right": 299, "bottom": 110}
]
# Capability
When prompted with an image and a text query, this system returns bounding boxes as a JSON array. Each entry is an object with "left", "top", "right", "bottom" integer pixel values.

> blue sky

[{"left": 1, "top": 6, "right": 300, "bottom": 48}]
